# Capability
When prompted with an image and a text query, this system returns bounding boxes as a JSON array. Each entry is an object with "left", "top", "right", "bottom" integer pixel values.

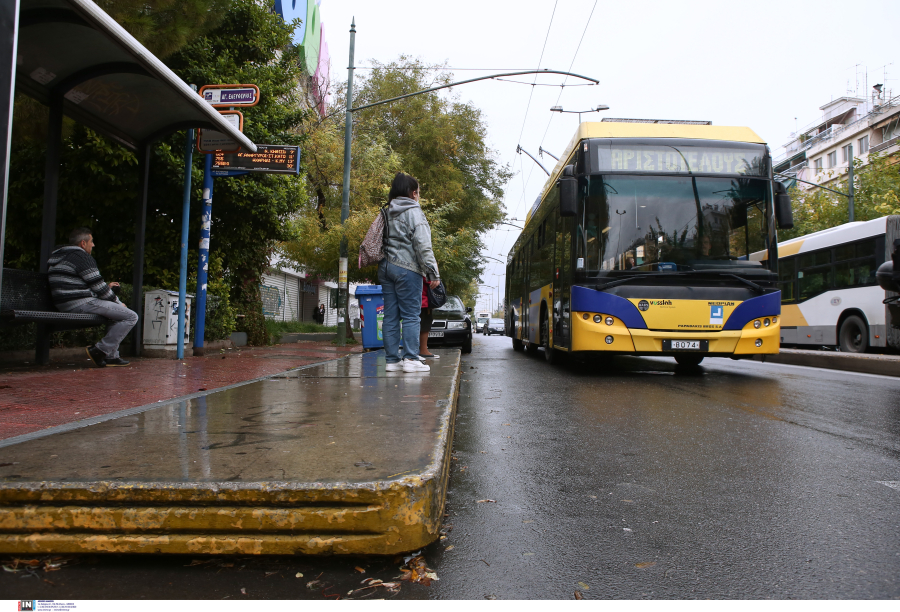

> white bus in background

[
  {"left": 474, "top": 311, "right": 490, "bottom": 333},
  {"left": 751, "top": 215, "right": 900, "bottom": 352}
]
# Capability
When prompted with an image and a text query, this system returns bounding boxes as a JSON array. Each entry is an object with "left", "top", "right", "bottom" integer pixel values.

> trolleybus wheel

[
  {"left": 512, "top": 338, "right": 524, "bottom": 351},
  {"left": 541, "top": 316, "right": 562, "bottom": 364},
  {"left": 674, "top": 354, "right": 704, "bottom": 367},
  {"left": 838, "top": 315, "right": 868, "bottom": 353}
]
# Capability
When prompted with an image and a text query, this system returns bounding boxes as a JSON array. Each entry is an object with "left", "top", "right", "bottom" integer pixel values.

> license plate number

[
  {"left": 428, "top": 331, "right": 444, "bottom": 338},
  {"left": 663, "top": 339, "right": 707, "bottom": 351}
]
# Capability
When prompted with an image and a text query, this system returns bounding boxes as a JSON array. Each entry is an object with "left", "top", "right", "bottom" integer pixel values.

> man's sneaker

[
  {"left": 105, "top": 357, "right": 130, "bottom": 367},
  {"left": 419, "top": 353, "right": 440, "bottom": 359},
  {"left": 385, "top": 362, "right": 403, "bottom": 371},
  {"left": 85, "top": 345, "right": 106, "bottom": 368},
  {"left": 402, "top": 358, "right": 430, "bottom": 373}
]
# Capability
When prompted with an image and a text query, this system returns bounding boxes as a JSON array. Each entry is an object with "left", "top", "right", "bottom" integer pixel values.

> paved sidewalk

[
  {"left": 0, "top": 341, "right": 364, "bottom": 440},
  {"left": 0, "top": 348, "right": 460, "bottom": 555},
  {"left": 754, "top": 347, "right": 900, "bottom": 377}
]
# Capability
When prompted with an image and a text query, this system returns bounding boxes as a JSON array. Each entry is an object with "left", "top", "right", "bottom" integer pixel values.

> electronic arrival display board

[{"left": 212, "top": 144, "right": 300, "bottom": 175}]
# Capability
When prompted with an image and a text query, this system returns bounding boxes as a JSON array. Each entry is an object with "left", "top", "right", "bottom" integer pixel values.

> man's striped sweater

[{"left": 47, "top": 246, "right": 115, "bottom": 311}]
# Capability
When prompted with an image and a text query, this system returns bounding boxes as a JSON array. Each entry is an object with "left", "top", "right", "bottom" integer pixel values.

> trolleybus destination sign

[{"left": 211, "top": 144, "right": 300, "bottom": 175}]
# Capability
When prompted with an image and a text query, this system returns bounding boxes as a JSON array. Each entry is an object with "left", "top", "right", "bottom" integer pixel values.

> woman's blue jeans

[{"left": 378, "top": 260, "right": 422, "bottom": 363}]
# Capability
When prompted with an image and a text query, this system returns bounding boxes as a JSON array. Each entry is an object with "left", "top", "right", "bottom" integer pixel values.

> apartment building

[{"left": 774, "top": 86, "right": 900, "bottom": 191}]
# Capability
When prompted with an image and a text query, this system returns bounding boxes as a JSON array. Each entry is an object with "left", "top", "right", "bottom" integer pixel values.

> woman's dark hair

[{"left": 387, "top": 172, "right": 419, "bottom": 203}]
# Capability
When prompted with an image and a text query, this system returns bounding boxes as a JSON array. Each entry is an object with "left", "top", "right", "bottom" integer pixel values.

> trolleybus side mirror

[
  {"left": 774, "top": 181, "right": 793, "bottom": 229},
  {"left": 559, "top": 165, "right": 577, "bottom": 217}
]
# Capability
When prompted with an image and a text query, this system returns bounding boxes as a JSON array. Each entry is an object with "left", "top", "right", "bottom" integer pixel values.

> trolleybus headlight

[
  {"left": 753, "top": 320, "right": 761, "bottom": 329},
  {"left": 771, "top": 317, "right": 777, "bottom": 324},
  {"left": 764, "top": 318, "right": 770, "bottom": 327},
  {"left": 583, "top": 313, "right": 589, "bottom": 320},
  {"left": 605, "top": 317, "right": 614, "bottom": 326},
  {"left": 605, "top": 335, "right": 614, "bottom": 344},
  {"left": 593, "top": 315, "right": 602, "bottom": 323},
  {"left": 755, "top": 338, "right": 763, "bottom": 347}
]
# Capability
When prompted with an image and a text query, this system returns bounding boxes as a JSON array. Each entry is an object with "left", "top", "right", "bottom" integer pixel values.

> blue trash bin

[{"left": 356, "top": 285, "right": 385, "bottom": 350}]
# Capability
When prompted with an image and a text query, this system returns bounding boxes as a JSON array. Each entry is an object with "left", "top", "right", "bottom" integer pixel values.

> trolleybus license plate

[
  {"left": 428, "top": 331, "right": 444, "bottom": 338},
  {"left": 663, "top": 340, "right": 707, "bottom": 351}
]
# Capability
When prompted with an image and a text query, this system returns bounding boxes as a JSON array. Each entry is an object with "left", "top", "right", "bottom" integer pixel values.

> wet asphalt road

[{"left": 3, "top": 335, "right": 899, "bottom": 599}]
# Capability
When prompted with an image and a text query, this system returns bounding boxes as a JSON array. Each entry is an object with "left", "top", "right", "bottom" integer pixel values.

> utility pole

[
  {"left": 848, "top": 144, "right": 855, "bottom": 222},
  {"left": 336, "top": 18, "right": 356, "bottom": 346}
]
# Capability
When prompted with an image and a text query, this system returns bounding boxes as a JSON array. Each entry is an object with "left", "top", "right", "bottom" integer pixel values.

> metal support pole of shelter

[
  {"left": 35, "top": 94, "right": 63, "bottom": 365},
  {"left": 193, "top": 153, "right": 213, "bottom": 355},
  {"left": 130, "top": 142, "right": 151, "bottom": 357},
  {"left": 848, "top": 145, "right": 855, "bottom": 223},
  {"left": 0, "top": 0, "right": 20, "bottom": 307},
  {"left": 337, "top": 18, "right": 356, "bottom": 347},
  {"left": 177, "top": 126, "right": 195, "bottom": 360}
]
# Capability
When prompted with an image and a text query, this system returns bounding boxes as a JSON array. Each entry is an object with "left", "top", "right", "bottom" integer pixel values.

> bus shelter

[{"left": 0, "top": 0, "right": 256, "bottom": 363}]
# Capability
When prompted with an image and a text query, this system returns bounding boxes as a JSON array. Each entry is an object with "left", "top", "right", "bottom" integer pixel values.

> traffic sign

[
  {"left": 199, "top": 84, "right": 260, "bottom": 108},
  {"left": 211, "top": 144, "right": 300, "bottom": 175},
  {"left": 198, "top": 110, "right": 243, "bottom": 153}
]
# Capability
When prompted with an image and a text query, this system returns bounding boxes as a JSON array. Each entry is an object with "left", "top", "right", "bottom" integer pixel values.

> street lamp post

[
  {"left": 335, "top": 20, "right": 600, "bottom": 345},
  {"left": 550, "top": 104, "right": 609, "bottom": 124}
]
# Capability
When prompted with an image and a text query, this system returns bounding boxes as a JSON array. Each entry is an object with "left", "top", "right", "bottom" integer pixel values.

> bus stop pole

[
  {"left": 193, "top": 153, "right": 213, "bottom": 355},
  {"left": 336, "top": 18, "right": 356, "bottom": 347},
  {"left": 176, "top": 127, "right": 195, "bottom": 359}
]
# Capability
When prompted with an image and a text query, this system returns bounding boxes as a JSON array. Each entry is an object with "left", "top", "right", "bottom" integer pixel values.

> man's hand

[
  {"left": 429, "top": 280, "right": 440, "bottom": 289},
  {"left": 109, "top": 282, "right": 120, "bottom": 288}
]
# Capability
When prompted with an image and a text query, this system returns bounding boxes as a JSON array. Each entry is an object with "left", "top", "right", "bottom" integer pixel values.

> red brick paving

[{"left": 0, "top": 342, "right": 364, "bottom": 440}]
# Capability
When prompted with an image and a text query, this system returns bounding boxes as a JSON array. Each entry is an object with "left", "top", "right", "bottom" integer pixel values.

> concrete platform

[
  {"left": 0, "top": 349, "right": 460, "bottom": 555},
  {"left": 753, "top": 347, "right": 900, "bottom": 377}
]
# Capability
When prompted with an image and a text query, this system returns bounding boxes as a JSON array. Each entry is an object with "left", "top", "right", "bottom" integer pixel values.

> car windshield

[
  {"left": 577, "top": 175, "right": 770, "bottom": 275},
  {"left": 490, "top": 319, "right": 503, "bottom": 324},
  {"left": 435, "top": 296, "right": 464, "bottom": 312}
]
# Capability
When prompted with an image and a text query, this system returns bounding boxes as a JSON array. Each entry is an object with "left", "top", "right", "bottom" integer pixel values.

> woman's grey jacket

[{"left": 383, "top": 197, "right": 440, "bottom": 281}]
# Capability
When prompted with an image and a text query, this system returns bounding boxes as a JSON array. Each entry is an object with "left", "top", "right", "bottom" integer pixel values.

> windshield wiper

[
  {"left": 720, "top": 273, "right": 765, "bottom": 294},
  {"left": 597, "top": 272, "right": 685, "bottom": 290}
]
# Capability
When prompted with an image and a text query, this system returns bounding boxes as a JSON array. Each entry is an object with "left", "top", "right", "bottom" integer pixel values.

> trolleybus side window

[
  {"left": 834, "top": 238, "right": 877, "bottom": 289},
  {"left": 779, "top": 256, "right": 797, "bottom": 303},
  {"left": 798, "top": 249, "right": 832, "bottom": 300}
]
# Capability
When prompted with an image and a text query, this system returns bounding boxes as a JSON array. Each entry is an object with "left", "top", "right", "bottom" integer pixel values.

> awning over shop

[{"left": 16, "top": 0, "right": 256, "bottom": 151}]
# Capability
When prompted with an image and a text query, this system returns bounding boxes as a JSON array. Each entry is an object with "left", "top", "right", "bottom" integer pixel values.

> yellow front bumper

[{"left": 570, "top": 312, "right": 779, "bottom": 355}]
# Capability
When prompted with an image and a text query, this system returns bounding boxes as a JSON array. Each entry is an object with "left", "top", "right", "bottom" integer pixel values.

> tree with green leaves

[
  {"left": 4, "top": 0, "right": 310, "bottom": 346},
  {"left": 780, "top": 152, "right": 900, "bottom": 241},
  {"left": 280, "top": 57, "right": 511, "bottom": 302}
]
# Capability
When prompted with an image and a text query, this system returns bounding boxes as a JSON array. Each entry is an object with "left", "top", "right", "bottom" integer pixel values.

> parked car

[
  {"left": 483, "top": 318, "right": 505, "bottom": 336},
  {"left": 428, "top": 295, "right": 472, "bottom": 353}
]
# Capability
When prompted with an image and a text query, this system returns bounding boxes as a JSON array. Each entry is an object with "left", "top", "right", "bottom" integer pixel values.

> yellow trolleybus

[{"left": 505, "top": 120, "right": 795, "bottom": 366}]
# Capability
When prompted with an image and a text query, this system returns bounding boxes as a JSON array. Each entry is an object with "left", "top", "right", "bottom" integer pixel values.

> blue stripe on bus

[
  {"left": 571, "top": 286, "right": 648, "bottom": 329},
  {"left": 721, "top": 291, "right": 782, "bottom": 330}
]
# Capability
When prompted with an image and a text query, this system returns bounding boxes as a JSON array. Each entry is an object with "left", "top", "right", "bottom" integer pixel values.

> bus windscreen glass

[
  {"left": 592, "top": 139, "right": 768, "bottom": 176},
  {"left": 578, "top": 175, "right": 770, "bottom": 274}
]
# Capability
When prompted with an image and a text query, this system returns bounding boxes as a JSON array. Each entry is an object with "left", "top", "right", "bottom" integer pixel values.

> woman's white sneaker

[{"left": 402, "top": 358, "right": 430, "bottom": 372}]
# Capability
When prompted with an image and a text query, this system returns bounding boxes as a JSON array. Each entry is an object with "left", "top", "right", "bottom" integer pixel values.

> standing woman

[{"left": 379, "top": 173, "right": 441, "bottom": 372}]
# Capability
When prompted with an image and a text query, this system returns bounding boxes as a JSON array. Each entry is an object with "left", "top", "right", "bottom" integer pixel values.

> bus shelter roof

[{"left": 16, "top": 0, "right": 256, "bottom": 151}]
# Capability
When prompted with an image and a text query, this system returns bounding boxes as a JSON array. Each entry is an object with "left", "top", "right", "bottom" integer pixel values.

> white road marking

[{"left": 877, "top": 481, "right": 900, "bottom": 491}]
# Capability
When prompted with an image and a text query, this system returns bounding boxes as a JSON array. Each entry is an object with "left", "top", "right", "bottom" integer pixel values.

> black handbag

[{"left": 426, "top": 280, "right": 447, "bottom": 308}]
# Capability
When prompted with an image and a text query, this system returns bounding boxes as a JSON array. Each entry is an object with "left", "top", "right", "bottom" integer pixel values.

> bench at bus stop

[{"left": 0, "top": 268, "right": 106, "bottom": 363}]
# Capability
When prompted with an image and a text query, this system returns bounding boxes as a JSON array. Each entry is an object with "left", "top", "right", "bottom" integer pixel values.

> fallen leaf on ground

[
  {"left": 476, "top": 499, "right": 497, "bottom": 503},
  {"left": 295, "top": 572, "right": 303, "bottom": 578},
  {"left": 307, "top": 580, "right": 323, "bottom": 589},
  {"left": 240, "top": 588, "right": 247, "bottom": 595},
  {"left": 399, "top": 555, "right": 437, "bottom": 586},
  {"left": 578, "top": 582, "right": 590, "bottom": 590},
  {"left": 636, "top": 562, "right": 656, "bottom": 569},
  {"left": 574, "top": 591, "right": 583, "bottom": 600},
  {"left": 354, "top": 566, "right": 366, "bottom": 573},
  {"left": 445, "top": 545, "right": 454, "bottom": 551}
]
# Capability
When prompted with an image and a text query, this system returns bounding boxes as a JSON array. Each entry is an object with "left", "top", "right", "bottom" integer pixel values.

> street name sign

[
  {"left": 198, "top": 110, "right": 243, "bottom": 153},
  {"left": 211, "top": 144, "right": 300, "bottom": 175},
  {"left": 199, "top": 84, "right": 260, "bottom": 108}
]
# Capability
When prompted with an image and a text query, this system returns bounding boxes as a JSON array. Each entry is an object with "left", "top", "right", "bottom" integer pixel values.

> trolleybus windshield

[{"left": 578, "top": 175, "right": 771, "bottom": 275}]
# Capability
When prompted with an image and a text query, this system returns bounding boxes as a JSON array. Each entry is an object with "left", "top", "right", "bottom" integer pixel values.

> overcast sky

[{"left": 321, "top": 0, "right": 899, "bottom": 312}]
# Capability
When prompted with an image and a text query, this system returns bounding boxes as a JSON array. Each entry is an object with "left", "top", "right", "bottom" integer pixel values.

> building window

[
  {"left": 827, "top": 151, "right": 837, "bottom": 168},
  {"left": 841, "top": 144, "right": 850, "bottom": 163},
  {"left": 858, "top": 135, "right": 869, "bottom": 154},
  {"left": 815, "top": 157, "right": 823, "bottom": 172}
]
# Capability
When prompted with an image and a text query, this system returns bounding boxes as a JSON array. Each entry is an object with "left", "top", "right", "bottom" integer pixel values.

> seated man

[{"left": 47, "top": 227, "right": 138, "bottom": 367}]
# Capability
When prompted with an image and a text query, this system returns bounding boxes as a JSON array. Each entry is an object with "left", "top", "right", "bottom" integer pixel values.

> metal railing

[{"left": 870, "top": 136, "right": 900, "bottom": 154}]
